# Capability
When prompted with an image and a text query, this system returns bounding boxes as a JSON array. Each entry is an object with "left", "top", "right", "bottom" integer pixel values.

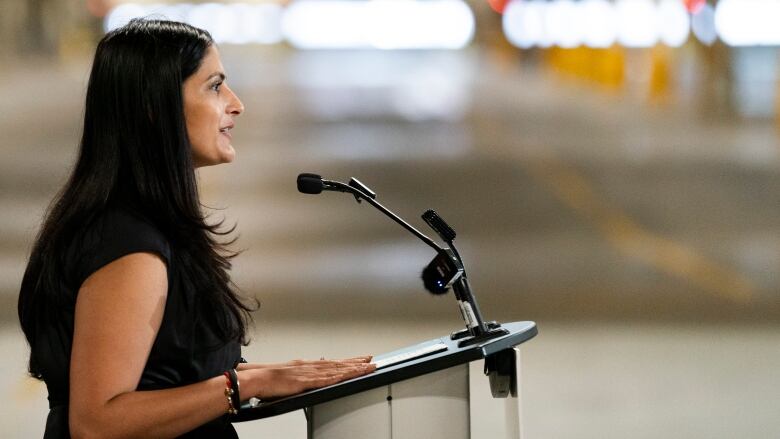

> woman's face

[{"left": 183, "top": 45, "right": 244, "bottom": 167}]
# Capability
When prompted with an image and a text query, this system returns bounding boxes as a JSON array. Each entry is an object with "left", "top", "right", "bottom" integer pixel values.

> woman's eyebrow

[{"left": 206, "top": 72, "right": 226, "bottom": 82}]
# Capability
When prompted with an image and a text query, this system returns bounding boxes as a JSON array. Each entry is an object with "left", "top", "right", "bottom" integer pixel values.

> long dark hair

[{"left": 18, "top": 19, "right": 256, "bottom": 379}]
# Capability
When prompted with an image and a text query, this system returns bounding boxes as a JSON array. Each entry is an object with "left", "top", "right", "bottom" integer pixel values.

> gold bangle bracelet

[{"left": 223, "top": 374, "right": 238, "bottom": 415}]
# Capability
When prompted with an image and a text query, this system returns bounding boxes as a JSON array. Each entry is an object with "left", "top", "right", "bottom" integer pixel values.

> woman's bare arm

[{"left": 68, "top": 253, "right": 375, "bottom": 439}]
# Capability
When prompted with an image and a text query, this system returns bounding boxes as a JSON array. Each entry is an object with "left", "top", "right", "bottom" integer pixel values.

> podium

[{"left": 233, "top": 321, "right": 537, "bottom": 438}]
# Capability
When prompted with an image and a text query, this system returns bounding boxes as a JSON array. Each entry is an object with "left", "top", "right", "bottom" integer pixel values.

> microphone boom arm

[{"left": 323, "top": 179, "right": 443, "bottom": 253}]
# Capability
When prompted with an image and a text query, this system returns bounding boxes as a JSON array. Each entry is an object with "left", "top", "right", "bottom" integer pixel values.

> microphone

[
  {"left": 297, "top": 173, "right": 324, "bottom": 194},
  {"left": 297, "top": 173, "right": 377, "bottom": 200},
  {"left": 422, "top": 209, "right": 456, "bottom": 243}
]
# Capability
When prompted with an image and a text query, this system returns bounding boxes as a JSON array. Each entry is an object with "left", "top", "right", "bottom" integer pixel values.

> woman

[{"left": 18, "top": 19, "right": 375, "bottom": 438}]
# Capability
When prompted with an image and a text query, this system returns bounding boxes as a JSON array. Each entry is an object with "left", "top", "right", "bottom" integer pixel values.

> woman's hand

[{"left": 240, "top": 356, "right": 376, "bottom": 400}]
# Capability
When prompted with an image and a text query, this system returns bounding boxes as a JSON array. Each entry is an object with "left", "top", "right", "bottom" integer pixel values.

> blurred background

[{"left": 1, "top": 0, "right": 779, "bottom": 437}]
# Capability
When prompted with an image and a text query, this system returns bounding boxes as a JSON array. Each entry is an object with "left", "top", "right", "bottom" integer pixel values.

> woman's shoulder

[
  {"left": 73, "top": 205, "right": 172, "bottom": 285},
  {"left": 98, "top": 205, "right": 168, "bottom": 241}
]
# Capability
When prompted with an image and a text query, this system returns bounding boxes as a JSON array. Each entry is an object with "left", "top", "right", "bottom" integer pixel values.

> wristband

[
  {"left": 227, "top": 368, "right": 240, "bottom": 412},
  {"left": 223, "top": 372, "right": 238, "bottom": 415}
]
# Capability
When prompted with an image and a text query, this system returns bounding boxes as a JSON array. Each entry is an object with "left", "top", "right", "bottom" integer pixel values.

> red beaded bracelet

[{"left": 223, "top": 371, "right": 238, "bottom": 415}]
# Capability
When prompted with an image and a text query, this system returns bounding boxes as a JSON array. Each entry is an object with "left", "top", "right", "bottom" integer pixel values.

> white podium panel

[
  {"left": 391, "top": 364, "right": 469, "bottom": 439},
  {"left": 307, "top": 350, "right": 526, "bottom": 439},
  {"left": 307, "top": 386, "right": 390, "bottom": 439},
  {"left": 504, "top": 348, "right": 523, "bottom": 439},
  {"left": 468, "top": 347, "right": 524, "bottom": 439},
  {"left": 308, "top": 365, "right": 469, "bottom": 439}
]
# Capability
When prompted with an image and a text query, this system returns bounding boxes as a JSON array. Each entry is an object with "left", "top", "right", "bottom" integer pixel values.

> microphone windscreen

[
  {"left": 422, "top": 210, "right": 456, "bottom": 242},
  {"left": 297, "top": 173, "right": 324, "bottom": 194}
]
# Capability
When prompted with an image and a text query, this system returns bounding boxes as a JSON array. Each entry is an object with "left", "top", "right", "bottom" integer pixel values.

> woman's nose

[{"left": 226, "top": 85, "right": 244, "bottom": 115}]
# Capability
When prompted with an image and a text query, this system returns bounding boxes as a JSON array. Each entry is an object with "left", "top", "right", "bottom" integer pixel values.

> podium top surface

[{"left": 233, "top": 320, "right": 537, "bottom": 422}]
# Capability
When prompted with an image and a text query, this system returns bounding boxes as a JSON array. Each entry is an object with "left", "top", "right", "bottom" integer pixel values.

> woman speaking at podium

[{"left": 18, "top": 19, "right": 375, "bottom": 438}]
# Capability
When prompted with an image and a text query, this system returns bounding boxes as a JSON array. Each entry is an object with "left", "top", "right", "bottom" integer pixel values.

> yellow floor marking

[{"left": 524, "top": 158, "right": 754, "bottom": 303}]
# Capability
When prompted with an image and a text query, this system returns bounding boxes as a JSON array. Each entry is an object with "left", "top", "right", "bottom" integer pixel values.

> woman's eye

[{"left": 211, "top": 81, "right": 222, "bottom": 92}]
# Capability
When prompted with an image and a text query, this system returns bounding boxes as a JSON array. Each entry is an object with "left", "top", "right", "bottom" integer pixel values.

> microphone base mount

[
  {"left": 450, "top": 322, "right": 510, "bottom": 348},
  {"left": 449, "top": 321, "right": 502, "bottom": 340}
]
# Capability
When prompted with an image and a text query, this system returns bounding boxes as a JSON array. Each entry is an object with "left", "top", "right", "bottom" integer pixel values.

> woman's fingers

[
  {"left": 245, "top": 355, "right": 373, "bottom": 370},
  {"left": 302, "top": 362, "right": 375, "bottom": 385},
  {"left": 312, "top": 356, "right": 373, "bottom": 365},
  {"left": 284, "top": 356, "right": 373, "bottom": 368},
  {"left": 304, "top": 361, "right": 374, "bottom": 375},
  {"left": 339, "top": 355, "right": 373, "bottom": 363},
  {"left": 309, "top": 363, "right": 375, "bottom": 387},
  {"left": 256, "top": 360, "right": 376, "bottom": 395},
  {"left": 254, "top": 361, "right": 376, "bottom": 399}
]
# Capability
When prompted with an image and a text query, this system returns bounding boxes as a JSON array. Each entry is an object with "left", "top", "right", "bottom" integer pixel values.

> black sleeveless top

[{"left": 32, "top": 207, "right": 241, "bottom": 438}]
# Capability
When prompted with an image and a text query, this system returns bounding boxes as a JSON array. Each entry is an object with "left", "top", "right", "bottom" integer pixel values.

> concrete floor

[{"left": 2, "top": 45, "right": 780, "bottom": 437}]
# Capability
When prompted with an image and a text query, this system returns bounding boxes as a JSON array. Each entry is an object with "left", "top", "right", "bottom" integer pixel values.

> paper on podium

[{"left": 372, "top": 339, "right": 448, "bottom": 370}]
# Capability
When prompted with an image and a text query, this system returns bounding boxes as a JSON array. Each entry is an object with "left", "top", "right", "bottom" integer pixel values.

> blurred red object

[
  {"left": 487, "top": 0, "right": 510, "bottom": 14},
  {"left": 683, "top": 0, "right": 706, "bottom": 14}
]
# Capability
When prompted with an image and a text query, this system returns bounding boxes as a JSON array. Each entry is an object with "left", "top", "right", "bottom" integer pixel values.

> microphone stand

[
  {"left": 423, "top": 211, "right": 508, "bottom": 346},
  {"left": 320, "top": 177, "right": 508, "bottom": 347}
]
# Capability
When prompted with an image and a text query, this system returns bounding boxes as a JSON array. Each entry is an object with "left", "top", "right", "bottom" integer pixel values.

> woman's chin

[
  {"left": 220, "top": 145, "right": 236, "bottom": 164},
  {"left": 194, "top": 145, "right": 235, "bottom": 168}
]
